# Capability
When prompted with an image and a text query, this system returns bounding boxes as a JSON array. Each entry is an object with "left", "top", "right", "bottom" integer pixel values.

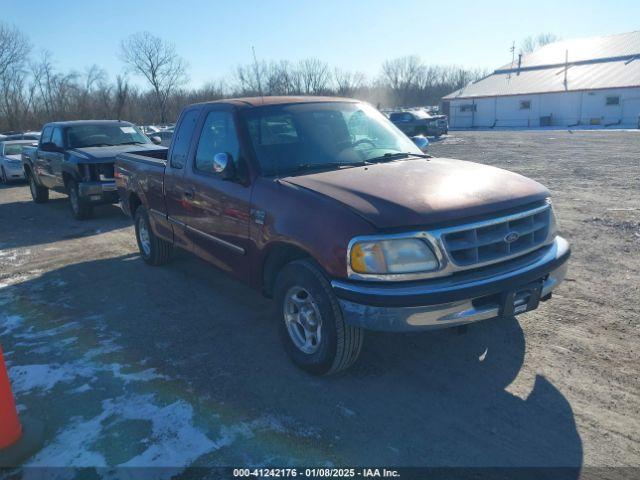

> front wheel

[
  {"left": 134, "top": 206, "right": 173, "bottom": 266},
  {"left": 28, "top": 173, "right": 49, "bottom": 203},
  {"left": 274, "top": 259, "right": 364, "bottom": 375},
  {"left": 68, "top": 180, "right": 93, "bottom": 220}
]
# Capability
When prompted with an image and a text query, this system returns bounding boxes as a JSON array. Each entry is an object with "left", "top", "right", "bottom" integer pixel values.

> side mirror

[
  {"left": 41, "top": 142, "right": 60, "bottom": 152},
  {"left": 411, "top": 135, "right": 429, "bottom": 152},
  {"left": 150, "top": 136, "right": 162, "bottom": 145},
  {"left": 213, "top": 152, "right": 236, "bottom": 180}
]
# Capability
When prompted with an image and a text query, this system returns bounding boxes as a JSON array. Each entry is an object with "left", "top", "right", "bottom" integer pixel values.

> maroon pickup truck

[{"left": 115, "top": 96, "right": 570, "bottom": 375}]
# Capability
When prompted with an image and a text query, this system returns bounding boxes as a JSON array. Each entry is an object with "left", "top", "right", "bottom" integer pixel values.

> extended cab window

[
  {"left": 170, "top": 109, "right": 199, "bottom": 169},
  {"left": 195, "top": 111, "right": 240, "bottom": 173}
]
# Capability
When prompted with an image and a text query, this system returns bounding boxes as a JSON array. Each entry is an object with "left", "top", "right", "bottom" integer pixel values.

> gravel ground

[{"left": 0, "top": 130, "right": 638, "bottom": 477}]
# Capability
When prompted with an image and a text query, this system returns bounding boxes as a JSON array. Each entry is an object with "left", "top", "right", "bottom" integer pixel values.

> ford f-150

[{"left": 115, "top": 96, "right": 570, "bottom": 375}]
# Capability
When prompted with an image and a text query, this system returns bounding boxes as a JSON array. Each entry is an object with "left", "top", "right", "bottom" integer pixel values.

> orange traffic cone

[
  {"left": 0, "top": 345, "right": 43, "bottom": 467},
  {"left": 0, "top": 346, "right": 22, "bottom": 450}
]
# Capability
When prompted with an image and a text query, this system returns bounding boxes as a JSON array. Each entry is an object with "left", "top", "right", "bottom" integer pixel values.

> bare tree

[
  {"left": 0, "top": 22, "right": 492, "bottom": 131},
  {"left": 334, "top": 68, "right": 366, "bottom": 97},
  {"left": 115, "top": 75, "right": 130, "bottom": 120},
  {"left": 0, "top": 22, "right": 30, "bottom": 79},
  {"left": 296, "top": 58, "right": 330, "bottom": 95},
  {"left": 381, "top": 55, "right": 425, "bottom": 106},
  {"left": 120, "top": 32, "right": 188, "bottom": 123},
  {"left": 0, "top": 22, "right": 31, "bottom": 130},
  {"left": 520, "top": 33, "right": 560, "bottom": 54}
]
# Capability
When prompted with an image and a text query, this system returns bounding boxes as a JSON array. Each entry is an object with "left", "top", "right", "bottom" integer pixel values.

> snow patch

[
  {"left": 8, "top": 363, "right": 96, "bottom": 394},
  {"left": 28, "top": 393, "right": 217, "bottom": 472},
  {"left": 1, "top": 314, "right": 24, "bottom": 335},
  {"left": 110, "top": 365, "right": 169, "bottom": 383}
]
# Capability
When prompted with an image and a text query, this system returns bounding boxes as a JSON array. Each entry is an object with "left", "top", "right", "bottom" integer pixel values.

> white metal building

[{"left": 442, "top": 31, "right": 640, "bottom": 129}]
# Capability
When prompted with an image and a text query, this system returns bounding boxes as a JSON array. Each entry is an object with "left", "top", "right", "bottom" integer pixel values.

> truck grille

[
  {"left": 90, "top": 163, "right": 114, "bottom": 181},
  {"left": 442, "top": 206, "right": 551, "bottom": 267}
]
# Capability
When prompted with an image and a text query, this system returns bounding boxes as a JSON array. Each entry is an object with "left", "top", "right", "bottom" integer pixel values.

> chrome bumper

[
  {"left": 334, "top": 236, "right": 570, "bottom": 332},
  {"left": 78, "top": 180, "right": 118, "bottom": 203}
]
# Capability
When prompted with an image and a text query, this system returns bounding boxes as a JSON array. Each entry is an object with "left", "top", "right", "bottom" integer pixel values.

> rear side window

[{"left": 170, "top": 109, "right": 199, "bottom": 169}]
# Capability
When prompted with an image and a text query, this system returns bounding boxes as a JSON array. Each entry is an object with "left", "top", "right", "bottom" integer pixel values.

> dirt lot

[{"left": 0, "top": 130, "right": 639, "bottom": 476}]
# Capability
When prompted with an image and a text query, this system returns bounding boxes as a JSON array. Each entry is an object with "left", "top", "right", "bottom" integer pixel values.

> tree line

[{"left": 1, "top": 23, "right": 492, "bottom": 131}]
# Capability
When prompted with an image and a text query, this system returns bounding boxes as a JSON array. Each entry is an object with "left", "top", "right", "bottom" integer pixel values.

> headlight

[{"left": 350, "top": 238, "right": 439, "bottom": 275}]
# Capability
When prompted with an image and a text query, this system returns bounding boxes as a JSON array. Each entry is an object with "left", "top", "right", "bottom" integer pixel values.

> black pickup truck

[{"left": 22, "top": 120, "right": 163, "bottom": 219}]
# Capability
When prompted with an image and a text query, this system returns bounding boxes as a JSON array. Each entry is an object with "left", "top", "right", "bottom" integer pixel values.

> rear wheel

[
  {"left": 68, "top": 180, "right": 92, "bottom": 220},
  {"left": 274, "top": 259, "right": 364, "bottom": 375},
  {"left": 28, "top": 172, "right": 49, "bottom": 203},
  {"left": 134, "top": 206, "right": 172, "bottom": 266}
]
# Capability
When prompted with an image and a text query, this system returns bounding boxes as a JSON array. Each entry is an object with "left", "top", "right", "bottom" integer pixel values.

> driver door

[{"left": 182, "top": 107, "right": 253, "bottom": 282}]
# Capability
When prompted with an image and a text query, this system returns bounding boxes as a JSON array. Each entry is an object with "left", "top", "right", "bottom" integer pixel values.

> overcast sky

[{"left": 4, "top": 0, "right": 640, "bottom": 88}]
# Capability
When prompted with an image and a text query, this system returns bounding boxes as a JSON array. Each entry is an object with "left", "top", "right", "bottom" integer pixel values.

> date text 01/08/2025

[{"left": 233, "top": 468, "right": 401, "bottom": 478}]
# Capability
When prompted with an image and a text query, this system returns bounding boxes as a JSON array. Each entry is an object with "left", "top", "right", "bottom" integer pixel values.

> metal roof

[{"left": 444, "top": 31, "right": 640, "bottom": 100}]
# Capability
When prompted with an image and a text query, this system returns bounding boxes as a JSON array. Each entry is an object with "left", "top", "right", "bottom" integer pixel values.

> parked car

[
  {"left": 0, "top": 140, "right": 34, "bottom": 183},
  {"left": 116, "top": 96, "right": 570, "bottom": 375},
  {"left": 22, "top": 120, "right": 163, "bottom": 219},
  {"left": 390, "top": 110, "right": 448, "bottom": 136},
  {"left": 0, "top": 131, "right": 41, "bottom": 141},
  {"left": 141, "top": 125, "right": 161, "bottom": 134}
]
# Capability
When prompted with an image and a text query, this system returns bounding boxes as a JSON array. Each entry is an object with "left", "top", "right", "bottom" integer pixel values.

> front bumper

[
  {"left": 333, "top": 236, "right": 570, "bottom": 331},
  {"left": 78, "top": 181, "right": 119, "bottom": 204}
]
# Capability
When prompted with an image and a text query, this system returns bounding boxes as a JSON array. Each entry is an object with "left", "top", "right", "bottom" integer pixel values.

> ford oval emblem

[{"left": 504, "top": 231, "right": 520, "bottom": 243}]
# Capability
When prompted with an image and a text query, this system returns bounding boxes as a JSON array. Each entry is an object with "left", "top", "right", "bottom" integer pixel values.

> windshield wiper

[
  {"left": 119, "top": 141, "right": 148, "bottom": 145},
  {"left": 286, "top": 161, "right": 368, "bottom": 175},
  {"left": 367, "top": 152, "right": 431, "bottom": 163}
]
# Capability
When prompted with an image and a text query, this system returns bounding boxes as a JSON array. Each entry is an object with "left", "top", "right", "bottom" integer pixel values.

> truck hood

[
  {"left": 70, "top": 144, "right": 165, "bottom": 163},
  {"left": 281, "top": 158, "right": 549, "bottom": 229}
]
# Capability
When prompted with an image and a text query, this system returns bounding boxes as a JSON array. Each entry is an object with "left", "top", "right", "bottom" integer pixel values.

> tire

[
  {"left": 274, "top": 259, "right": 364, "bottom": 375},
  {"left": 28, "top": 172, "right": 49, "bottom": 203},
  {"left": 68, "top": 180, "right": 93, "bottom": 220},
  {"left": 134, "top": 205, "right": 172, "bottom": 266}
]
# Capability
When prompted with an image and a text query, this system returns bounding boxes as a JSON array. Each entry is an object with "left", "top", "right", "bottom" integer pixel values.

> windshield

[
  {"left": 4, "top": 144, "right": 26, "bottom": 156},
  {"left": 66, "top": 124, "right": 150, "bottom": 148},
  {"left": 241, "top": 102, "right": 422, "bottom": 176}
]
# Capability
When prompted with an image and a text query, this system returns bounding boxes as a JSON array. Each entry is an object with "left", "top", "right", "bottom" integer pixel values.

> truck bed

[
  {"left": 118, "top": 147, "right": 168, "bottom": 166},
  {"left": 115, "top": 148, "right": 169, "bottom": 218}
]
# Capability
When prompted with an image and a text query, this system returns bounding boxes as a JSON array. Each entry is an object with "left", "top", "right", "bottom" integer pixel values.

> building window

[
  {"left": 606, "top": 96, "right": 620, "bottom": 106},
  {"left": 460, "top": 104, "right": 476, "bottom": 112},
  {"left": 519, "top": 100, "right": 531, "bottom": 110}
]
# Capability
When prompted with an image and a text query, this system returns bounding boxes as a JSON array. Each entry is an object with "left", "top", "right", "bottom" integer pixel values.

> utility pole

[
  {"left": 563, "top": 49, "right": 569, "bottom": 89},
  {"left": 508, "top": 41, "right": 515, "bottom": 79}
]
